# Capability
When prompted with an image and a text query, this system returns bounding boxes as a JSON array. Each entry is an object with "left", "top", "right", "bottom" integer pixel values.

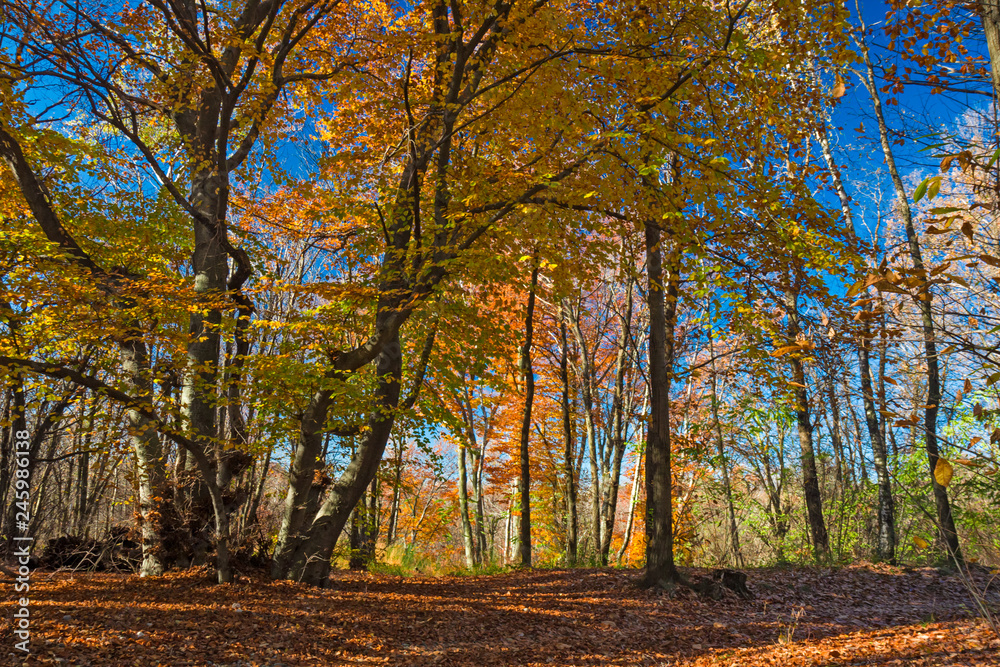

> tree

[
  {"left": 782, "top": 274, "right": 830, "bottom": 561},
  {"left": 268, "top": 0, "right": 606, "bottom": 585},
  {"left": 814, "top": 100, "right": 897, "bottom": 564},
  {"left": 2, "top": 0, "right": 361, "bottom": 582},
  {"left": 858, "top": 15, "right": 963, "bottom": 562},
  {"left": 516, "top": 260, "right": 540, "bottom": 567}
]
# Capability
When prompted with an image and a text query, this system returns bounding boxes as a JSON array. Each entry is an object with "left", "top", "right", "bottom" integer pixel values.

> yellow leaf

[
  {"left": 913, "top": 536, "right": 930, "bottom": 549},
  {"left": 846, "top": 278, "right": 866, "bottom": 298},
  {"left": 934, "top": 458, "right": 954, "bottom": 487}
]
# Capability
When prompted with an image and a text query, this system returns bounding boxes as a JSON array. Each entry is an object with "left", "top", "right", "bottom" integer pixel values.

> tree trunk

[
  {"left": 349, "top": 508, "right": 364, "bottom": 570},
  {"left": 3, "top": 380, "right": 28, "bottom": 551},
  {"left": 641, "top": 219, "right": 680, "bottom": 586},
  {"left": 2, "top": 381, "right": 25, "bottom": 548},
  {"left": 978, "top": 0, "right": 1000, "bottom": 101},
  {"left": 616, "top": 436, "right": 644, "bottom": 565},
  {"left": 76, "top": 446, "right": 90, "bottom": 536},
  {"left": 517, "top": 261, "right": 540, "bottom": 567},
  {"left": 815, "top": 104, "right": 896, "bottom": 563},
  {"left": 559, "top": 313, "right": 579, "bottom": 566},
  {"left": 783, "top": 281, "right": 829, "bottom": 561},
  {"left": 503, "top": 482, "right": 513, "bottom": 562},
  {"left": 121, "top": 339, "right": 171, "bottom": 578},
  {"left": 458, "top": 440, "right": 476, "bottom": 569},
  {"left": 0, "top": 389, "right": 12, "bottom": 545},
  {"left": 456, "top": 381, "right": 487, "bottom": 565},
  {"left": 600, "top": 273, "right": 634, "bottom": 564},
  {"left": 179, "top": 164, "right": 229, "bottom": 566},
  {"left": 350, "top": 477, "right": 379, "bottom": 569},
  {"left": 386, "top": 438, "right": 404, "bottom": 546},
  {"left": 240, "top": 443, "right": 272, "bottom": 544},
  {"left": 707, "top": 325, "right": 741, "bottom": 567},
  {"left": 473, "top": 439, "right": 488, "bottom": 563},
  {"left": 29, "top": 431, "right": 61, "bottom": 538},
  {"left": 859, "top": 27, "right": 961, "bottom": 561},
  {"left": 568, "top": 301, "right": 601, "bottom": 563},
  {"left": 273, "top": 332, "right": 402, "bottom": 585},
  {"left": 825, "top": 376, "right": 845, "bottom": 492}
]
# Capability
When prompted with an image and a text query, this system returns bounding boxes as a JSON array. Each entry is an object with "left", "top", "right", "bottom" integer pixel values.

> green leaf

[
  {"left": 988, "top": 147, "right": 1000, "bottom": 169},
  {"left": 914, "top": 178, "right": 929, "bottom": 202},
  {"left": 927, "top": 177, "right": 941, "bottom": 199}
]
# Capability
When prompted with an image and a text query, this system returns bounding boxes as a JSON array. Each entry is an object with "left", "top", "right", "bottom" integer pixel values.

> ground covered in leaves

[{"left": 2, "top": 563, "right": 999, "bottom": 666}]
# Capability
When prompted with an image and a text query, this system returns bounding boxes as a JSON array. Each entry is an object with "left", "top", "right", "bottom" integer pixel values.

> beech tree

[{"left": 7, "top": 0, "right": 999, "bottom": 593}]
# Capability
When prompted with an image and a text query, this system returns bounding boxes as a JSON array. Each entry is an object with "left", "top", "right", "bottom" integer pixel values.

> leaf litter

[{"left": 2, "top": 562, "right": 998, "bottom": 666}]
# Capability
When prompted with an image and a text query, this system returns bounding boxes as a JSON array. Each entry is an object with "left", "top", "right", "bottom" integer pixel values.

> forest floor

[{"left": 2, "top": 562, "right": 999, "bottom": 666}]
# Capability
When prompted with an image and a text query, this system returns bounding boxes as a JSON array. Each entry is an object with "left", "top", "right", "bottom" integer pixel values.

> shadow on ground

[{"left": 2, "top": 563, "right": 997, "bottom": 665}]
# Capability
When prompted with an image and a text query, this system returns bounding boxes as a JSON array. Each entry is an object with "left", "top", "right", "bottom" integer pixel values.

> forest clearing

[
  {"left": 4, "top": 0, "right": 1000, "bottom": 663},
  {"left": 4, "top": 565, "right": 1000, "bottom": 666}
]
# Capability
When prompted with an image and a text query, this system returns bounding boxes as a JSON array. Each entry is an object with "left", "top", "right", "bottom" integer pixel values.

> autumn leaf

[
  {"left": 933, "top": 458, "right": 954, "bottom": 487},
  {"left": 832, "top": 74, "right": 846, "bottom": 98},
  {"left": 978, "top": 254, "right": 1000, "bottom": 268},
  {"left": 962, "top": 221, "right": 974, "bottom": 241}
]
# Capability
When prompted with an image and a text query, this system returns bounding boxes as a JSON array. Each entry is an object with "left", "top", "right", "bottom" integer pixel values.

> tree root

[
  {"left": 642, "top": 568, "right": 753, "bottom": 600},
  {"left": 689, "top": 568, "right": 754, "bottom": 600}
]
